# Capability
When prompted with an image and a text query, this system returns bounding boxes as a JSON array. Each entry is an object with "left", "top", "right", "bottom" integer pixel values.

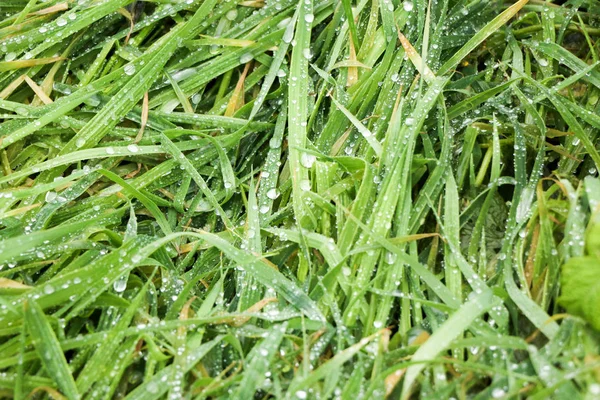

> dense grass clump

[{"left": 1, "top": 0, "right": 600, "bottom": 398}]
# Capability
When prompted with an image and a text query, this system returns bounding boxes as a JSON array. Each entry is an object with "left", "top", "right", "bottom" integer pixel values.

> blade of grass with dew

[
  {"left": 288, "top": 0, "right": 315, "bottom": 229},
  {"left": 437, "top": 0, "right": 529, "bottom": 76},
  {"left": 2, "top": 1, "right": 599, "bottom": 397},
  {"left": 233, "top": 323, "right": 287, "bottom": 398},
  {"left": 343, "top": 77, "right": 448, "bottom": 326},
  {"left": 23, "top": 299, "right": 79, "bottom": 400},
  {"left": 400, "top": 290, "right": 495, "bottom": 400}
]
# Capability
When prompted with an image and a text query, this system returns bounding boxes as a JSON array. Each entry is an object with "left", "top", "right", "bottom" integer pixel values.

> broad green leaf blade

[{"left": 559, "top": 256, "right": 600, "bottom": 331}]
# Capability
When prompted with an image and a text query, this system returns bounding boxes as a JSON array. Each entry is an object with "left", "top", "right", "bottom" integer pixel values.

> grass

[{"left": 1, "top": 0, "right": 600, "bottom": 398}]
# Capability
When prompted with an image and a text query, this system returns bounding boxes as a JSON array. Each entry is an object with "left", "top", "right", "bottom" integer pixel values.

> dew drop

[
  {"left": 127, "top": 144, "right": 139, "bottom": 153},
  {"left": 45, "top": 191, "right": 57, "bottom": 202},
  {"left": 226, "top": 9, "right": 238, "bottom": 20},
  {"left": 277, "top": 17, "right": 292, "bottom": 29},
  {"left": 240, "top": 53, "right": 253, "bottom": 63},
  {"left": 146, "top": 382, "right": 159, "bottom": 394},
  {"left": 124, "top": 64, "right": 136, "bottom": 76},
  {"left": 300, "top": 153, "right": 316, "bottom": 168},
  {"left": 282, "top": 28, "right": 294, "bottom": 44},
  {"left": 300, "top": 180, "right": 311, "bottom": 191},
  {"left": 113, "top": 275, "right": 127, "bottom": 292}
]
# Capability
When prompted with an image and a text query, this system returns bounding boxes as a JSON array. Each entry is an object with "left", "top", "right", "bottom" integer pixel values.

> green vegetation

[{"left": 1, "top": 0, "right": 600, "bottom": 398}]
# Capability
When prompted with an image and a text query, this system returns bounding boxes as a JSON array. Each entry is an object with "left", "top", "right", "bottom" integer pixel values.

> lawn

[{"left": 1, "top": 0, "right": 600, "bottom": 398}]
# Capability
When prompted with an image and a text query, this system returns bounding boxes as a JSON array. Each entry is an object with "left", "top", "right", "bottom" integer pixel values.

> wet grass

[{"left": 1, "top": 0, "right": 600, "bottom": 398}]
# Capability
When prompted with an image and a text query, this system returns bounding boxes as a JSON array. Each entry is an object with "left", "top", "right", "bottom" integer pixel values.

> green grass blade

[{"left": 24, "top": 300, "right": 79, "bottom": 400}]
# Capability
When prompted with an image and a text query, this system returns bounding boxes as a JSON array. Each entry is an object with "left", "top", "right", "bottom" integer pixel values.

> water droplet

[
  {"left": 304, "top": 14, "right": 314, "bottom": 23},
  {"left": 226, "top": 9, "right": 238, "bottom": 20},
  {"left": 124, "top": 64, "right": 136, "bottom": 76},
  {"left": 56, "top": 17, "right": 67, "bottom": 27},
  {"left": 5, "top": 52, "right": 16, "bottom": 61},
  {"left": 283, "top": 28, "right": 294, "bottom": 44},
  {"left": 385, "top": 251, "right": 397, "bottom": 264},
  {"left": 171, "top": 67, "right": 197, "bottom": 81},
  {"left": 300, "top": 180, "right": 311, "bottom": 191},
  {"left": 538, "top": 58, "right": 549, "bottom": 67},
  {"left": 269, "top": 137, "right": 282, "bottom": 148},
  {"left": 267, "top": 188, "right": 280, "bottom": 199},
  {"left": 240, "top": 53, "right": 253, "bottom": 63},
  {"left": 127, "top": 144, "right": 139, "bottom": 153},
  {"left": 403, "top": 1, "right": 414, "bottom": 11},
  {"left": 146, "top": 381, "right": 159, "bottom": 394},
  {"left": 300, "top": 153, "right": 316, "bottom": 168},
  {"left": 277, "top": 17, "right": 292, "bottom": 29},
  {"left": 45, "top": 191, "right": 57, "bottom": 202},
  {"left": 113, "top": 275, "right": 127, "bottom": 292}
]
